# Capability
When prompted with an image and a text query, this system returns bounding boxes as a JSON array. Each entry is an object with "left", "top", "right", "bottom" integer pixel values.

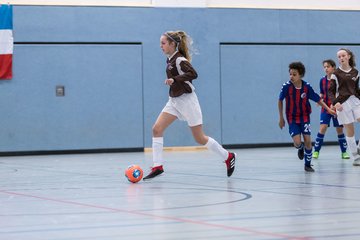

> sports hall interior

[{"left": 1, "top": 1, "right": 360, "bottom": 239}]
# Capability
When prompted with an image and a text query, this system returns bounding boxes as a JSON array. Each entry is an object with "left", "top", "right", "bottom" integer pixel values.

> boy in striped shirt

[{"left": 278, "top": 62, "right": 336, "bottom": 172}]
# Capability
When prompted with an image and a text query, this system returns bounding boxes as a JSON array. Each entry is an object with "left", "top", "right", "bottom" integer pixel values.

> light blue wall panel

[
  {"left": 2, "top": 6, "right": 360, "bottom": 151},
  {"left": 0, "top": 44, "right": 143, "bottom": 151},
  {"left": 220, "top": 45, "right": 360, "bottom": 144}
]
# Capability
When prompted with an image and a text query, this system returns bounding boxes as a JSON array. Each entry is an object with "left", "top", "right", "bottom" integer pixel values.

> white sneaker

[{"left": 353, "top": 157, "right": 360, "bottom": 166}]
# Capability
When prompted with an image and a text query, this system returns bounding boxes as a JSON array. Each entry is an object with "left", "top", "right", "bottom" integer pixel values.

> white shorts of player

[
  {"left": 337, "top": 95, "right": 360, "bottom": 125},
  {"left": 162, "top": 91, "right": 203, "bottom": 127}
]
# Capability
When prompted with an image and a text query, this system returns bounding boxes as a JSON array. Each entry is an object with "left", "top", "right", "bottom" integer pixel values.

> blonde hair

[{"left": 163, "top": 30, "right": 195, "bottom": 62}]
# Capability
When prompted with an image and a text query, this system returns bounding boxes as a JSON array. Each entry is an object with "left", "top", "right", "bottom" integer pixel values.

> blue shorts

[
  {"left": 320, "top": 111, "right": 342, "bottom": 127},
  {"left": 288, "top": 122, "right": 311, "bottom": 137}
]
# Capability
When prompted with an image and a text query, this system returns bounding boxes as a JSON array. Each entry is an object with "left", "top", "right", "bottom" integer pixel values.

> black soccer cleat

[
  {"left": 304, "top": 165, "right": 315, "bottom": 172},
  {"left": 143, "top": 165, "right": 164, "bottom": 180},
  {"left": 298, "top": 147, "right": 304, "bottom": 160},
  {"left": 225, "top": 152, "right": 236, "bottom": 177}
]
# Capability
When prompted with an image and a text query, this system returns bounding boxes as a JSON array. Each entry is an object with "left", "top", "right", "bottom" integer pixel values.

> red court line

[{"left": 0, "top": 189, "right": 311, "bottom": 240}]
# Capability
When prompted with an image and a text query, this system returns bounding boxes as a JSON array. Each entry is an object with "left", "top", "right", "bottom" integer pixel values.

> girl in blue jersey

[
  {"left": 278, "top": 62, "right": 336, "bottom": 172},
  {"left": 313, "top": 59, "right": 349, "bottom": 159},
  {"left": 143, "top": 30, "right": 236, "bottom": 180}
]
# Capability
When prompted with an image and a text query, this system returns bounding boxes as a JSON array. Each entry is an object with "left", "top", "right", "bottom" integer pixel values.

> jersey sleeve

[
  {"left": 278, "top": 83, "right": 288, "bottom": 100},
  {"left": 319, "top": 78, "right": 324, "bottom": 95},
  {"left": 173, "top": 58, "right": 198, "bottom": 82},
  {"left": 308, "top": 83, "right": 321, "bottom": 102},
  {"left": 328, "top": 74, "right": 338, "bottom": 104}
]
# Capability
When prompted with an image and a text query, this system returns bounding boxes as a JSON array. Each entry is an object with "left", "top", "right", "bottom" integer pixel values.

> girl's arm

[{"left": 172, "top": 60, "right": 198, "bottom": 82}]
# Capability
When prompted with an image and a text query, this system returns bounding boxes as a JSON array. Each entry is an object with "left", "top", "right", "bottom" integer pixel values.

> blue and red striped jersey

[
  {"left": 319, "top": 76, "right": 332, "bottom": 113},
  {"left": 279, "top": 80, "right": 321, "bottom": 124}
]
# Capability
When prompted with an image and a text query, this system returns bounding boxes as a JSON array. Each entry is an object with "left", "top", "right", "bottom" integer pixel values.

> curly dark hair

[{"left": 289, "top": 62, "right": 305, "bottom": 77}]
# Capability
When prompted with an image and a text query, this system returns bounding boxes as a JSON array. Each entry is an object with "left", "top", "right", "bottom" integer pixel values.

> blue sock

[
  {"left": 304, "top": 148, "right": 312, "bottom": 166},
  {"left": 314, "top": 133, "right": 324, "bottom": 152},
  {"left": 338, "top": 134, "right": 347, "bottom": 153}
]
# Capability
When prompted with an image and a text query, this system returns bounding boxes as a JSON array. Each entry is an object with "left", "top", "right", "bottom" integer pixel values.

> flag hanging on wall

[{"left": 0, "top": 4, "right": 13, "bottom": 80}]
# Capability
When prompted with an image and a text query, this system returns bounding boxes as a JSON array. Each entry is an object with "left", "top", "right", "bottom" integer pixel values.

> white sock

[
  {"left": 205, "top": 137, "right": 228, "bottom": 160},
  {"left": 152, "top": 137, "right": 164, "bottom": 167},
  {"left": 346, "top": 136, "right": 358, "bottom": 157}
]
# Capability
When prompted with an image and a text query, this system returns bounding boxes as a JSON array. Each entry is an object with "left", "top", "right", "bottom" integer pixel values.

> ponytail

[{"left": 164, "top": 30, "right": 194, "bottom": 62}]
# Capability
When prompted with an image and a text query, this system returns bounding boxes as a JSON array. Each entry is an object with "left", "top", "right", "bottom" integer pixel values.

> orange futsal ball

[{"left": 125, "top": 165, "right": 143, "bottom": 183}]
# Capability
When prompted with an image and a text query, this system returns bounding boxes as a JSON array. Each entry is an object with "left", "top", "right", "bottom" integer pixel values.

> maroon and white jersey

[
  {"left": 166, "top": 51, "right": 198, "bottom": 97},
  {"left": 328, "top": 67, "right": 360, "bottom": 105}
]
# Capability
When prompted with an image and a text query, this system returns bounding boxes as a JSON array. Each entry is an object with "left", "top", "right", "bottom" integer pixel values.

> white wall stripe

[
  {"left": 0, "top": 30, "right": 13, "bottom": 55},
  {"left": 153, "top": 0, "right": 206, "bottom": 8},
  {"left": 208, "top": 0, "right": 360, "bottom": 10}
]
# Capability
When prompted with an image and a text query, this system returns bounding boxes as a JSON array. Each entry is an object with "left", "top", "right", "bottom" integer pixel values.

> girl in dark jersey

[
  {"left": 143, "top": 30, "right": 236, "bottom": 180},
  {"left": 328, "top": 48, "right": 360, "bottom": 166}
]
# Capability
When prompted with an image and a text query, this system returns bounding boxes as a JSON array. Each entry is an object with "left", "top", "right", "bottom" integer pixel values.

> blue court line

[
  {"left": 207, "top": 209, "right": 360, "bottom": 221},
  {"left": 0, "top": 189, "right": 309, "bottom": 240},
  {"left": 0, "top": 162, "right": 113, "bottom": 177},
  {"left": 0, "top": 221, "right": 181, "bottom": 235},
  {"left": 250, "top": 188, "right": 360, "bottom": 203},
  {"left": 309, "top": 233, "right": 360, "bottom": 239},
  {"left": 137, "top": 186, "right": 251, "bottom": 211},
  {"left": 161, "top": 177, "right": 360, "bottom": 202},
  {"left": 170, "top": 171, "right": 360, "bottom": 189}
]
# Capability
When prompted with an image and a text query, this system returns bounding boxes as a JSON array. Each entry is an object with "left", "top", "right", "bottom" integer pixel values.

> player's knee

[
  {"left": 293, "top": 138, "right": 302, "bottom": 146},
  {"left": 293, "top": 141, "right": 302, "bottom": 148},
  {"left": 152, "top": 124, "right": 163, "bottom": 137}
]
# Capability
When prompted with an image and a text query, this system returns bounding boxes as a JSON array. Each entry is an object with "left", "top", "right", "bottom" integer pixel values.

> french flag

[{"left": 0, "top": 4, "right": 13, "bottom": 80}]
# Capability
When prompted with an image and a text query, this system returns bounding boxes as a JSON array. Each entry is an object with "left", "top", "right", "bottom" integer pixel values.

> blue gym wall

[{"left": 1, "top": 6, "right": 360, "bottom": 152}]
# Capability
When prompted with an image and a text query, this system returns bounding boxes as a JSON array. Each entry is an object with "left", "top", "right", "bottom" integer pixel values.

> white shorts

[
  {"left": 337, "top": 95, "right": 360, "bottom": 125},
  {"left": 162, "top": 92, "right": 203, "bottom": 127}
]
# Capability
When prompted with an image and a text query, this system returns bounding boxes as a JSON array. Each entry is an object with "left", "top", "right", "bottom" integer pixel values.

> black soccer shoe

[
  {"left": 298, "top": 147, "right": 304, "bottom": 160},
  {"left": 225, "top": 152, "right": 236, "bottom": 177},
  {"left": 143, "top": 165, "right": 164, "bottom": 180},
  {"left": 304, "top": 165, "right": 315, "bottom": 172}
]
